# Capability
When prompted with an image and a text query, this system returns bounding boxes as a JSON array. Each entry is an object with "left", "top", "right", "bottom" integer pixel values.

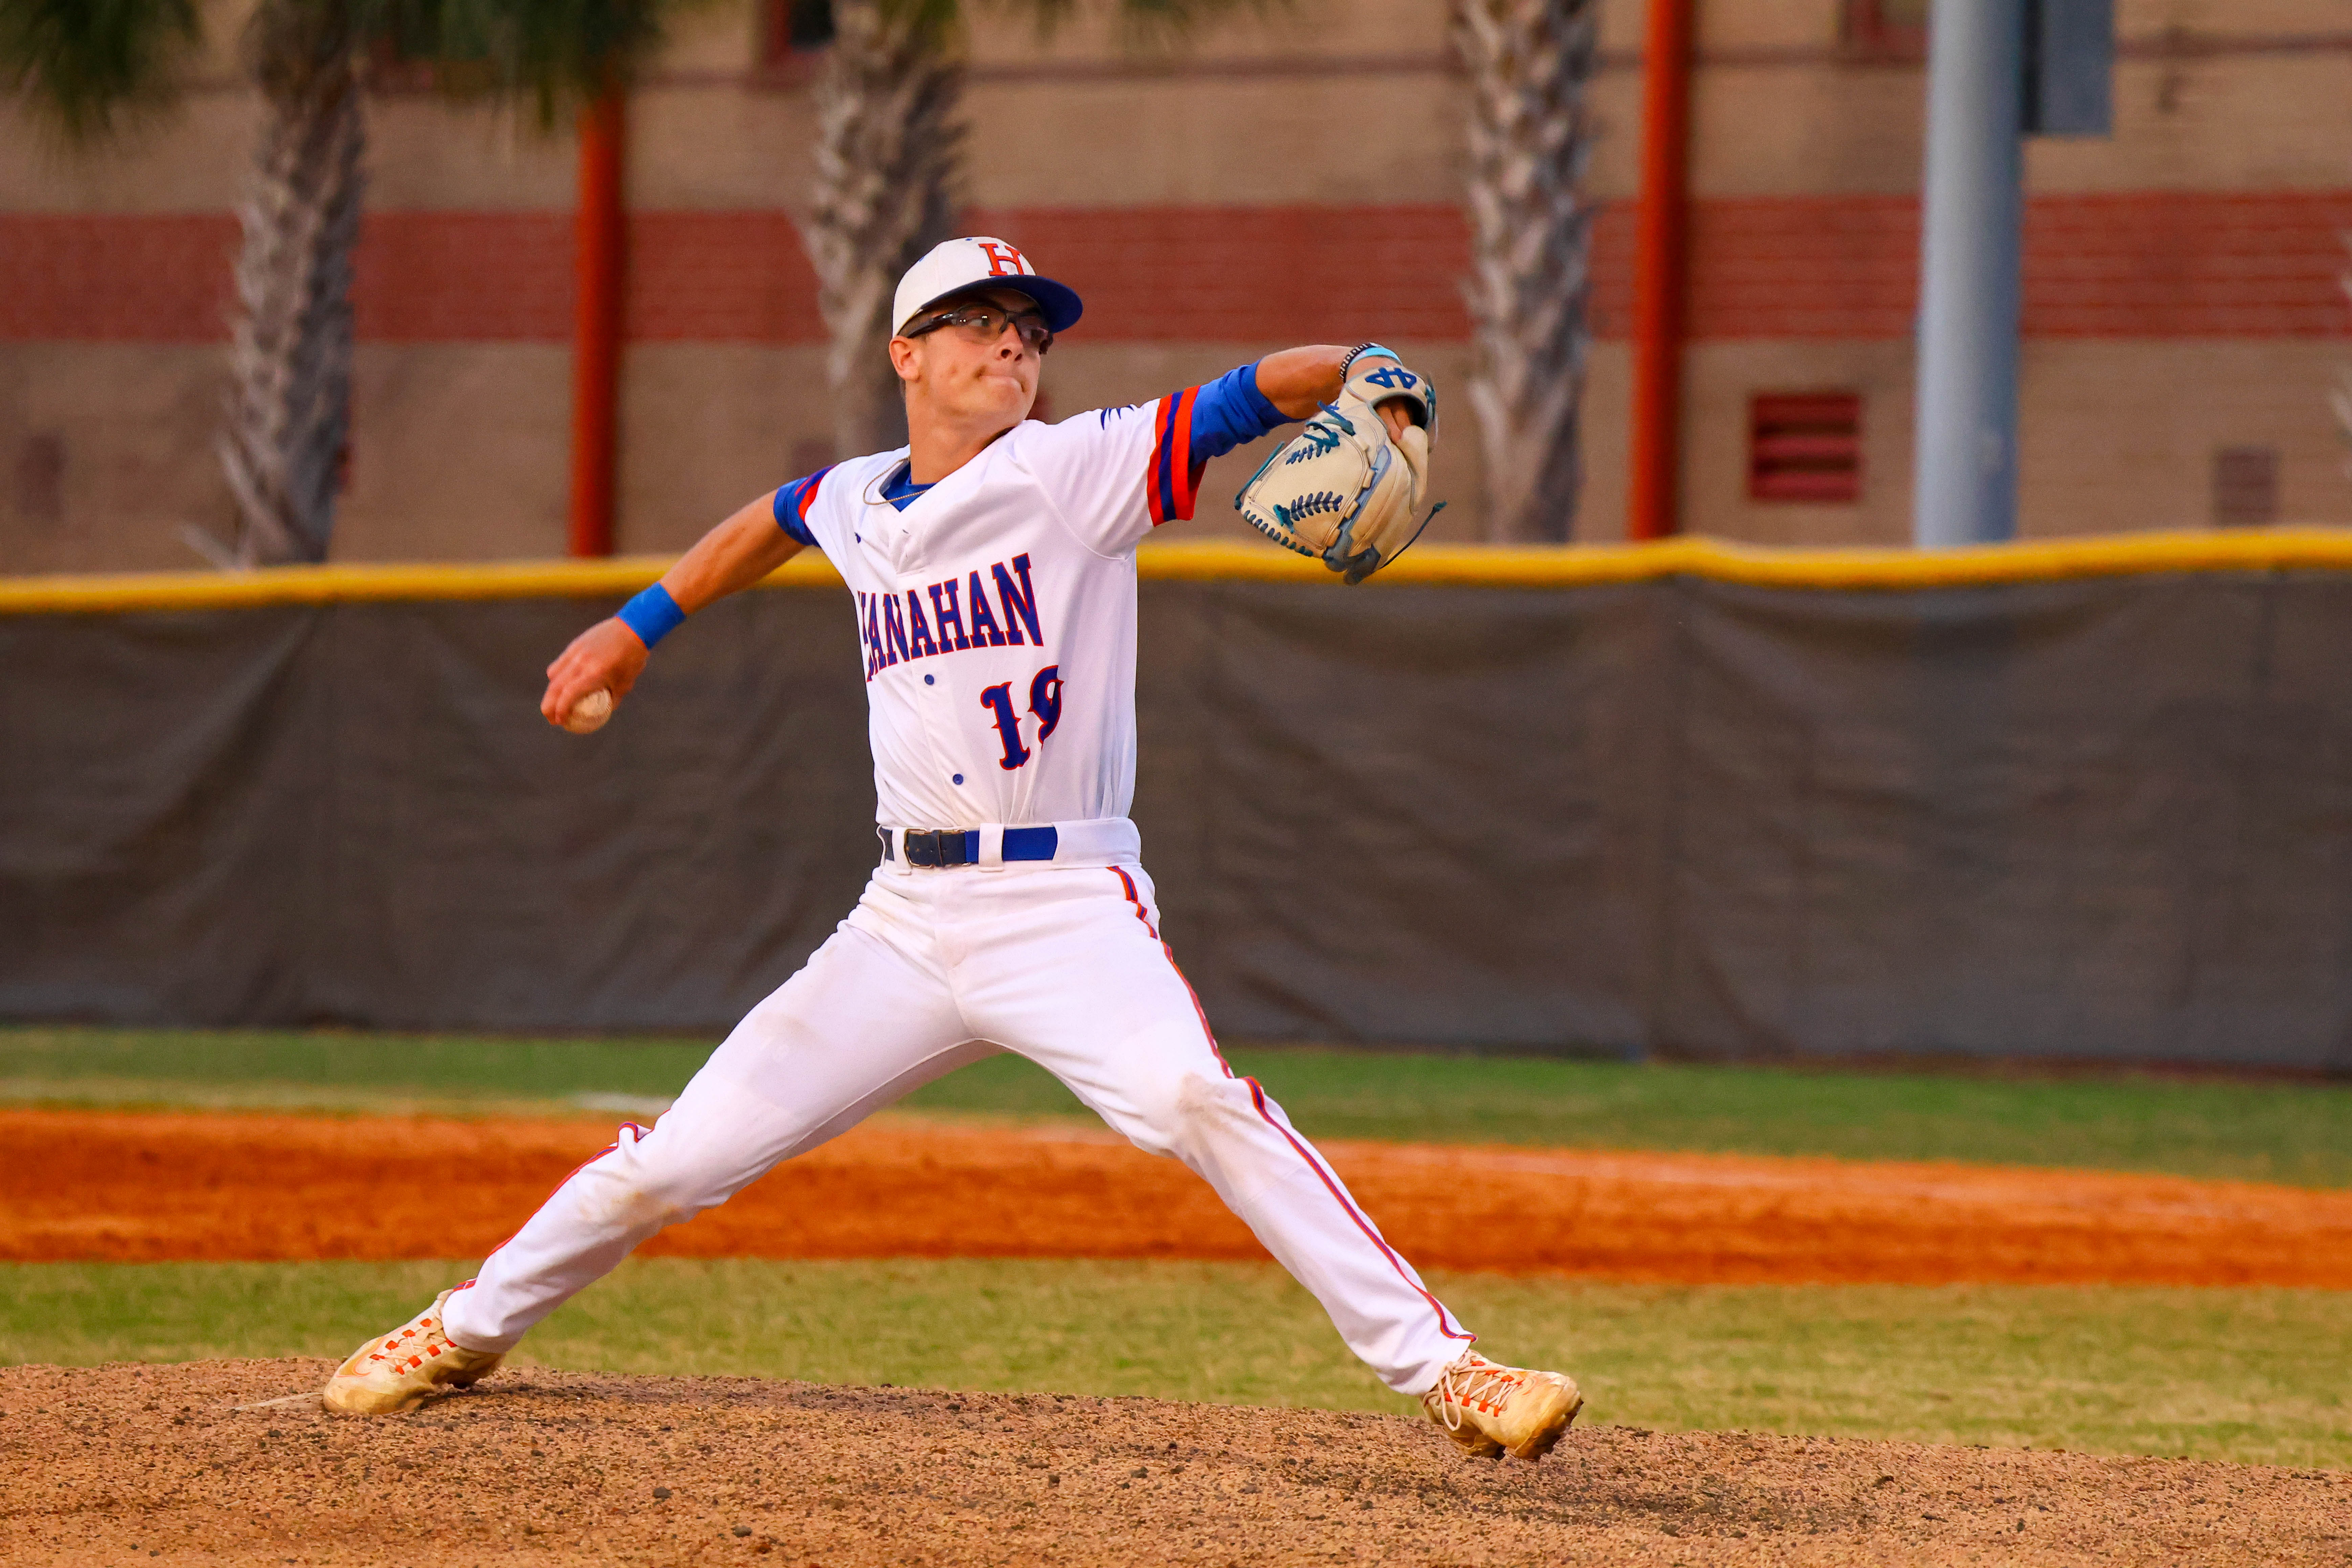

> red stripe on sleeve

[
  {"left": 1164, "top": 387, "right": 1202, "bottom": 524},
  {"left": 1145, "top": 396, "right": 1176, "bottom": 527}
]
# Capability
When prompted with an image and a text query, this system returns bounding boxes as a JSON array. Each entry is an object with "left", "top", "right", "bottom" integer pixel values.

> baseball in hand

[{"left": 561, "top": 687, "right": 614, "bottom": 734}]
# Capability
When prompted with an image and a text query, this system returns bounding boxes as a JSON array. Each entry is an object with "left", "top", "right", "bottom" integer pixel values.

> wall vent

[
  {"left": 2212, "top": 446, "right": 2279, "bottom": 527},
  {"left": 14, "top": 434, "right": 65, "bottom": 524},
  {"left": 1749, "top": 393, "right": 1863, "bottom": 505}
]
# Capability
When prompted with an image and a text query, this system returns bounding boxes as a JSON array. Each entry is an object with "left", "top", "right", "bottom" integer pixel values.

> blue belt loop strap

[{"left": 1003, "top": 826, "right": 1058, "bottom": 861}]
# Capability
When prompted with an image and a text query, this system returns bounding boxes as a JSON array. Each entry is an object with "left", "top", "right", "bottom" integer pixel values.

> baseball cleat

[
  {"left": 321, "top": 1288, "right": 504, "bottom": 1416},
  {"left": 1422, "top": 1350, "right": 1583, "bottom": 1461}
]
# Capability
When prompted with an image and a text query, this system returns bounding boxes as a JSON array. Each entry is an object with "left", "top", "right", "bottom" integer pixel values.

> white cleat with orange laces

[
  {"left": 1422, "top": 1350, "right": 1583, "bottom": 1461},
  {"left": 321, "top": 1288, "right": 504, "bottom": 1416}
]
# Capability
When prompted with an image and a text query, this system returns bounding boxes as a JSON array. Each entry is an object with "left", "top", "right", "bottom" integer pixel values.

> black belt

[{"left": 883, "top": 826, "right": 1060, "bottom": 867}]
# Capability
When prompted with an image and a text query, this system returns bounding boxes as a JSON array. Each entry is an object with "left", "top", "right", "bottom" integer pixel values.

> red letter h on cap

[{"left": 977, "top": 241, "right": 1027, "bottom": 277}]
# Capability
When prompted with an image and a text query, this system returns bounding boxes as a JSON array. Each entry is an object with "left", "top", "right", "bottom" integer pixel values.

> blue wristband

[{"left": 617, "top": 583, "right": 686, "bottom": 649}]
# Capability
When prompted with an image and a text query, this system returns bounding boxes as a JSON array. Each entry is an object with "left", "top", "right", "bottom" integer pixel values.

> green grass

[
  {"left": 910, "top": 1050, "right": 2352, "bottom": 1189},
  {"left": 6, "top": 1025, "right": 2352, "bottom": 1187},
  {"left": 3, "top": 1258, "right": 2344, "bottom": 1470},
  {"left": 0, "top": 1028, "right": 702, "bottom": 1118}
]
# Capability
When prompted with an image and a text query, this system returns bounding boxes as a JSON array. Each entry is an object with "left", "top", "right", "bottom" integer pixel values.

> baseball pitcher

[{"left": 321, "top": 238, "right": 1582, "bottom": 1463}]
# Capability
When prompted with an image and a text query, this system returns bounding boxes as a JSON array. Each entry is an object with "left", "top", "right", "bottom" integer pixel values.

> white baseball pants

[{"left": 441, "top": 860, "right": 1476, "bottom": 1395}]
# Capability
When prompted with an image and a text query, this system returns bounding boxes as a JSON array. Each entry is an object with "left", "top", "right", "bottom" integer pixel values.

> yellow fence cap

[{"left": 3, "top": 528, "right": 2351, "bottom": 615}]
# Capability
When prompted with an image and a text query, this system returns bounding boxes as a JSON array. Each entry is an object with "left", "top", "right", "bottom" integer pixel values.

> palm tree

[
  {"left": 0, "top": 0, "right": 684, "bottom": 566},
  {"left": 1452, "top": 0, "right": 1598, "bottom": 543},
  {"left": 796, "top": 0, "right": 1251, "bottom": 460},
  {"left": 801, "top": 0, "right": 962, "bottom": 458},
  {"left": 220, "top": 0, "right": 368, "bottom": 567}
]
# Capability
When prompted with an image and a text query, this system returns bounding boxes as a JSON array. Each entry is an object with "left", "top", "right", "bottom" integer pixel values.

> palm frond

[
  {"left": 373, "top": 0, "right": 699, "bottom": 125},
  {"left": 871, "top": 0, "right": 961, "bottom": 41},
  {"left": 1104, "top": 0, "right": 1269, "bottom": 44},
  {"left": 976, "top": 0, "right": 1274, "bottom": 46},
  {"left": 0, "top": 0, "right": 203, "bottom": 141}
]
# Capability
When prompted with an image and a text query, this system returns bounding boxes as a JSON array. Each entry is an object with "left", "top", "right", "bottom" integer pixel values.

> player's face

[{"left": 891, "top": 288, "right": 1043, "bottom": 430}]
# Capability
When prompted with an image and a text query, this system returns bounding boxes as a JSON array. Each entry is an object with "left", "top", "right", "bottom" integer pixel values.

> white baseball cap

[{"left": 892, "top": 237, "right": 1085, "bottom": 338}]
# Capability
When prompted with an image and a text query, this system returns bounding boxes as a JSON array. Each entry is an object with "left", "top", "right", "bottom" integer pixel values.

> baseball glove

[{"left": 1235, "top": 347, "right": 1444, "bottom": 584}]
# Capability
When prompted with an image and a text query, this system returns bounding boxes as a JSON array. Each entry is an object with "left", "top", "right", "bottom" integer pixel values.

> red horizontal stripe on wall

[
  {"left": 2023, "top": 191, "right": 2352, "bottom": 336},
  {"left": 0, "top": 211, "right": 576, "bottom": 344},
  {"left": 4, "top": 193, "right": 2346, "bottom": 346},
  {"left": 1676, "top": 190, "right": 2352, "bottom": 339},
  {"left": 0, "top": 214, "right": 238, "bottom": 342},
  {"left": 965, "top": 205, "right": 1474, "bottom": 343},
  {"left": 1686, "top": 196, "right": 1921, "bottom": 339},
  {"left": 627, "top": 212, "right": 822, "bottom": 343},
  {"left": 0, "top": 210, "right": 821, "bottom": 345},
  {"left": 356, "top": 212, "right": 572, "bottom": 340},
  {"left": 359, "top": 211, "right": 827, "bottom": 342}
]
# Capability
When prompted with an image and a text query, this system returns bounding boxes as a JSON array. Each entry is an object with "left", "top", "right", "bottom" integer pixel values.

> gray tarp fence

[{"left": 5, "top": 571, "right": 2350, "bottom": 1070}]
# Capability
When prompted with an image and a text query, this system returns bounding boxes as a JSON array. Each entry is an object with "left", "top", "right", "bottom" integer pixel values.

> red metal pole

[
  {"left": 567, "top": 89, "right": 626, "bottom": 559},
  {"left": 1627, "top": 0, "right": 1694, "bottom": 542}
]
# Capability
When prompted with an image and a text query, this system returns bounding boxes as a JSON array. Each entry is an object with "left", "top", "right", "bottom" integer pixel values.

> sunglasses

[{"left": 905, "top": 303, "right": 1054, "bottom": 355}]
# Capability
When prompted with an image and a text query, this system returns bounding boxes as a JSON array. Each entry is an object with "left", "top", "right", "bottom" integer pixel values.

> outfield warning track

[{"left": 5, "top": 1107, "right": 2349, "bottom": 1286}]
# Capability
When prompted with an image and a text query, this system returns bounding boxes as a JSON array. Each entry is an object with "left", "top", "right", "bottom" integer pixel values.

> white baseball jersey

[{"left": 779, "top": 389, "right": 1217, "bottom": 834}]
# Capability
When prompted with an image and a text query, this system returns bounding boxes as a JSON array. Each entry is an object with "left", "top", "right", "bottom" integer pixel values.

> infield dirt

[
  {"left": 7, "top": 1107, "right": 2352, "bottom": 1285},
  {"left": 5, "top": 1359, "right": 2346, "bottom": 1566}
]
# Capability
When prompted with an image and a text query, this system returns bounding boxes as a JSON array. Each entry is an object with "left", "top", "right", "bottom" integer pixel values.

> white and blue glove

[{"left": 1234, "top": 348, "right": 1442, "bottom": 585}]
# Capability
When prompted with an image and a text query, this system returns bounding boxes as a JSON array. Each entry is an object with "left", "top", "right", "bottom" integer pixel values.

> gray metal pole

[{"left": 1913, "top": 0, "right": 2026, "bottom": 547}]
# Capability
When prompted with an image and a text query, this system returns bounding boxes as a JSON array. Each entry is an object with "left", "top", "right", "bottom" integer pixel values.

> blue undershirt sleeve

[{"left": 1183, "top": 362, "right": 1292, "bottom": 462}]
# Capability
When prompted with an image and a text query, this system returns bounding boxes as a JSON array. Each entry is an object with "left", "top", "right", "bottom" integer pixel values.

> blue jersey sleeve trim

[{"left": 772, "top": 467, "right": 831, "bottom": 546}]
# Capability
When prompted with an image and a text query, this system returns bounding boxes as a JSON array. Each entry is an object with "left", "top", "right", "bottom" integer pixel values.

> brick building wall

[{"left": 1, "top": 0, "right": 2348, "bottom": 572}]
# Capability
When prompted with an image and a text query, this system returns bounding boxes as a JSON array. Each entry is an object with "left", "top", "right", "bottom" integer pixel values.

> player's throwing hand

[{"left": 540, "top": 616, "right": 649, "bottom": 729}]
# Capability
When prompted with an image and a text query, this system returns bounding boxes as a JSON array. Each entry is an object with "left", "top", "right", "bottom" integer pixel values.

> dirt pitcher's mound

[
  {"left": 3, "top": 1360, "right": 2347, "bottom": 1567},
  {"left": 7, "top": 1107, "right": 2352, "bottom": 1285}
]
